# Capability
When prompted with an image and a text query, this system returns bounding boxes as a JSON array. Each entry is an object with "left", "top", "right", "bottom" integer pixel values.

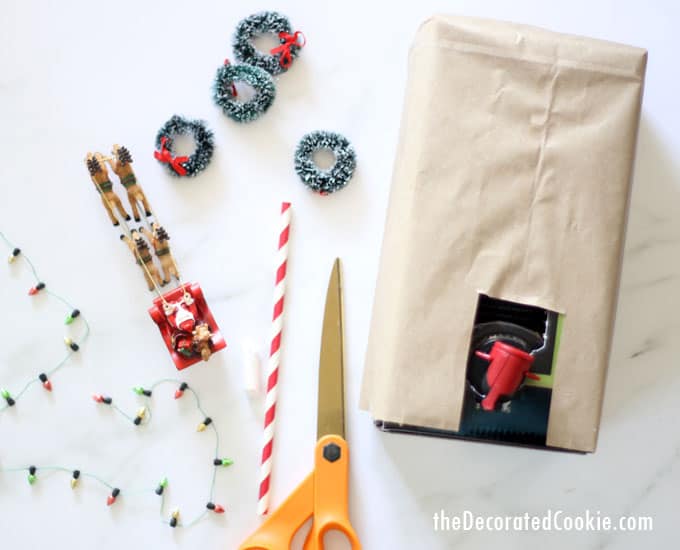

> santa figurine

[
  {"left": 171, "top": 331, "right": 196, "bottom": 358},
  {"left": 164, "top": 293, "right": 214, "bottom": 360},
  {"left": 163, "top": 293, "right": 199, "bottom": 332}
]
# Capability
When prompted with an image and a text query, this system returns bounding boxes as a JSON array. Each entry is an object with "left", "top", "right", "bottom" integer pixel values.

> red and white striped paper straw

[{"left": 257, "top": 201, "right": 291, "bottom": 516}]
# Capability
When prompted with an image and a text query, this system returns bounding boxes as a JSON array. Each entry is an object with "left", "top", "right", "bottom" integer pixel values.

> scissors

[{"left": 240, "top": 258, "right": 361, "bottom": 550}]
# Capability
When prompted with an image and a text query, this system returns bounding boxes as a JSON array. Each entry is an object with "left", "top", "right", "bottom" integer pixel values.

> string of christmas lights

[
  {"left": 0, "top": 230, "right": 90, "bottom": 411},
  {"left": 2, "top": 379, "right": 233, "bottom": 528},
  {"left": 1, "top": 232, "right": 232, "bottom": 527},
  {"left": 103, "top": 379, "right": 234, "bottom": 527}
]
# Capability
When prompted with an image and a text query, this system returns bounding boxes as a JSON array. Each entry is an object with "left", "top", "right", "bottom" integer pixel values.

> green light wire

[
  {"left": 2, "top": 466, "right": 116, "bottom": 490},
  {"left": 1, "top": 379, "right": 233, "bottom": 528},
  {"left": 0, "top": 230, "right": 91, "bottom": 411},
  {"left": 0, "top": 231, "right": 231, "bottom": 528},
  {"left": 91, "top": 378, "right": 231, "bottom": 527},
  {"left": 148, "top": 379, "right": 221, "bottom": 502}
]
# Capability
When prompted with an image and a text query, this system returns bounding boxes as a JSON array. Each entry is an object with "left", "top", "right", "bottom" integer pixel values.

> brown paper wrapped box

[{"left": 360, "top": 15, "right": 647, "bottom": 452}]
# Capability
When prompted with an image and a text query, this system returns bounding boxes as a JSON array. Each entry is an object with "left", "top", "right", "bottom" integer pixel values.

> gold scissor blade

[{"left": 317, "top": 258, "right": 345, "bottom": 440}]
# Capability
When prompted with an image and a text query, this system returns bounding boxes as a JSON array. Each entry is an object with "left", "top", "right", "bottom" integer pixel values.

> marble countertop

[{"left": 0, "top": 1, "right": 677, "bottom": 549}]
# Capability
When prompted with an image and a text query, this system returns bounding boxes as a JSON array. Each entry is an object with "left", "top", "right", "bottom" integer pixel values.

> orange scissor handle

[
  {"left": 303, "top": 435, "right": 361, "bottom": 550},
  {"left": 239, "top": 434, "right": 360, "bottom": 550},
  {"left": 239, "top": 473, "right": 314, "bottom": 550}
]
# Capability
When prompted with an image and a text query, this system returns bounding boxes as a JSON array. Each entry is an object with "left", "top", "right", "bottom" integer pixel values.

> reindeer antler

[
  {"left": 155, "top": 226, "right": 170, "bottom": 242},
  {"left": 134, "top": 237, "right": 150, "bottom": 253},
  {"left": 116, "top": 145, "right": 133, "bottom": 166},
  {"left": 86, "top": 156, "right": 102, "bottom": 175}
]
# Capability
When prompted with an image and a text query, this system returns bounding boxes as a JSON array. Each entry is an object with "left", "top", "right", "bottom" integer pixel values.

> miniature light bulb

[
  {"left": 64, "top": 337, "right": 79, "bottom": 351},
  {"left": 92, "top": 394, "right": 112, "bottom": 405},
  {"left": 38, "top": 373, "right": 52, "bottom": 392},
  {"left": 155, "top": 477, "right": 168, "bottom": 495},
  {"left": 133, "top": 386, "right": 152, "bottom": 397},
  {"left": 213, "top": 458, "right": 234, "bottom": 467},
  {"left": 1, "top": 388, "right": 15, "bottom": 406},
  {"left": 65, "top": 309, "right": 80, "bottom": 325},
  {"left": 28, "top": 466, "right": 37, "bottom": 485},
  {"left": 8, "top": 248, "right": 20, "bottom": 263},
  {"left": 28, "top": 282, "right": 45, "bottom": 296},
  {"left": 71, "top": 470, "right": 80, "bottom": 489},
  {"left": 197, "top": 417, "right": 212, "bottom": 432},
  {"left": 107, "top": 488, "right": 120, "bottom": 506},
  {"left": 174, "top": 382, "right": 188, "bottom": 399},
  {"left": 133, "top": 406, "right": 147, "bottom": 426},
  {"left": 169, "top": 508, "right": 180, "bottom": 528},
  {"left": 206, "top": 502, "right": 225, "bottom": 514}
]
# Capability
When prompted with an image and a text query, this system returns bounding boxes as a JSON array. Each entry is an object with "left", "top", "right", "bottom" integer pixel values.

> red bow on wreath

[
  {"left": 154, "top": 136, "right": 189, "bottom": 176},
  {"left": 270, "top": 31, "right": 306, "bottom": 69}
]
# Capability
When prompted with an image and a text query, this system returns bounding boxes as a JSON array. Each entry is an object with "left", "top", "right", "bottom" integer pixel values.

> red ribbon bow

[
  {"left": 270, "top": 31, "right": 306, "bottom": 69},
  {"left": 223, "top": 59, "right": 238, "bottom": 97},
  {"left": 154, "top": 137, "right": 189, "bottom": 176}
]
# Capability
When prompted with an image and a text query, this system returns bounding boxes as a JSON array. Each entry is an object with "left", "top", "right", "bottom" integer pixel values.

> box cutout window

[{"left": 456, "top": 294, "right": 562, "bottom": 447}]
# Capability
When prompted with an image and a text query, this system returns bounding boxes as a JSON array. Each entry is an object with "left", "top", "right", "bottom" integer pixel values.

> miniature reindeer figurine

[
  {"left": 140, "top": 223, "right": 180, "bottom": 284},
  {"left": 193, "top": 323, "right": 213, "bottom": 361},
  {"left": 120, "top": 230, "right": 164, "bottom": 291},
  {"left": 168, "top": 323, "right": 214, "bottom": 361},
  {"left": 86, "top": 152, "right": 131, "bottom": 226},
  {"left": 108, "top": 145, "right": 153, "bottom": 222}
]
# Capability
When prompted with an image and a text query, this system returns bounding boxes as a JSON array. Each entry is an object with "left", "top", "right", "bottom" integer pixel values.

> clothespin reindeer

[
  {"left": 107, "top": 145, "right": 153, "bottom": 223},
  {"left": 139, "top": 223, "right": 180, "bottom": 285},
  {"left": 86, "top": 152, "right": 131, "bottom": 226},
  {"left": 120, "top": 230, "right": 164, "bottom": 291}
]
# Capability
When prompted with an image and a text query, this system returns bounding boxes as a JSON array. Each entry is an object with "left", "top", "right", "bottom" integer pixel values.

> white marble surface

[{"left": 0, "top": 1, "right": 678, "bottom": 549}]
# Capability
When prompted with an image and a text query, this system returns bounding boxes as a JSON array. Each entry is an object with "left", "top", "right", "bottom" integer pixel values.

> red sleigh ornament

[
  {"left": 149, "top": 282, "right": 226, "bottom": 370},
  {"left": 85, "top": 145, "right": 226, "bottom": 371}
]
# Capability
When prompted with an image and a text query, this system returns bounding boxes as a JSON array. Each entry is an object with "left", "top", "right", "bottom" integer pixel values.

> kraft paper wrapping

[{"left": 361, "top": 15, "right": 646, "bottom": 452}]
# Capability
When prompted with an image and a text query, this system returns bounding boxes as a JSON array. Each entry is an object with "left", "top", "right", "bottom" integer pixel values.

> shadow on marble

[{"left": 604, "top": 115, "right": 680, "bottom": 420}]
